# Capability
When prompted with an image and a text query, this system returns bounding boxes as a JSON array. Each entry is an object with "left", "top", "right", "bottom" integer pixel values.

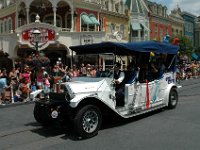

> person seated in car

[
  {"left": 113, "top": 62, "right": 125, "bottom": 106},
  {"left": 126, "top": 61, "right": 138, "bottom": 84},
  {"left": 150, "top": 62, "right": 159, "bottom": 79},
  {"left": 150, "top": 54, "right": 166, "bottom": 80}
]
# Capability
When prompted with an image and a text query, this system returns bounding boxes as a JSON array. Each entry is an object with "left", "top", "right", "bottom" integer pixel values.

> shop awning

[
  {"left": 131, "top": 22, "right": 141, "bottom": 30},
  {"left": 140, "top": 22, "right": 150, "bottom": 31},
  {"left": 90, "top": 16, "right": 100, "bottom": 26},
  {"left": 81, "top": 14, "right": 93, "bottom": 25},
  {"left": 131, "top": 22, "right": 150, "bottom": 31}
]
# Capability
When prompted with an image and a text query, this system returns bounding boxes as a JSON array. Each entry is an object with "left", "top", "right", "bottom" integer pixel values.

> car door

[{"left": 125, "top": 80, "right": 160, "bottom": 110}]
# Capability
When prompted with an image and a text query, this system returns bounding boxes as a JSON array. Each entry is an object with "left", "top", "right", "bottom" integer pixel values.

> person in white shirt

[{"left": 113, "top": 62, "right": 125, "bottom": 84}]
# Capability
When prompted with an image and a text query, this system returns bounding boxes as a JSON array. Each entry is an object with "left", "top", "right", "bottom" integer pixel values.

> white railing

[
  {"left": 83, "top": 0, "right": 100, "bottom": 4},
  {"left": 131, "top": 37, "right": 147, "bottom": 42},
  {"left": 59, "top": 28, "right": 71, "bottom": 32}
]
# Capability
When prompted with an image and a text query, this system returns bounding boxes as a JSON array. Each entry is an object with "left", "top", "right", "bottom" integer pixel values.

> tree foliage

[{"left": 170, "top": 35, "right": 194, "bottom": 56}]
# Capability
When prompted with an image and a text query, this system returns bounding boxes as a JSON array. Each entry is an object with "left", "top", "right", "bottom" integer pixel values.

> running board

[{"left": 117, "top": 104, "right": 166, "bottom": 118}]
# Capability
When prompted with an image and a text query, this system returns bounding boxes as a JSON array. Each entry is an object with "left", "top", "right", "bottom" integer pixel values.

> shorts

[
  {"left": 37, "top": 82, "right": 44, "bottom": 87},
  {"left": 0, "top": 88, "right": 5, "bottom": 94},
  {"left": 43, "top": 86, "right": 50, "bottom": 94}
]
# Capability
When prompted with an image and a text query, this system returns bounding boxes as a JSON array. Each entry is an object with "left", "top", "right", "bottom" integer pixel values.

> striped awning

[
  {"left": 81, "top": 14, "right": 93, "bottom": 25},
  {"left": 89, "top": 16, "right": 100, "bottom": 26},
  {"left": 131, "top": 22, "right": 150, "bottom": 31},
  {"left": 131, "top": 22, "right": 141, "bottom": 30},
  {"left": 140, "top": 22, "right": 150, "bottom": 31}
]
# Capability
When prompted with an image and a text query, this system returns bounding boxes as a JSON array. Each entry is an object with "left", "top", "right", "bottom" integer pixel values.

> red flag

[{"left": 146, "top": 80, "right": 150, "bottom": 109}]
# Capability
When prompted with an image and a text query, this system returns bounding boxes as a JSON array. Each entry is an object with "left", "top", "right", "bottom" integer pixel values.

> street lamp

[{"left": 32, "top": 28, "right": 41, "bottom": 52}]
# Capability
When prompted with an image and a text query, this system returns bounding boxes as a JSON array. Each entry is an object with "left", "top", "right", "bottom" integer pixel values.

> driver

[{"left": 113, "top": 62, "right": 125, "bottom": 85}]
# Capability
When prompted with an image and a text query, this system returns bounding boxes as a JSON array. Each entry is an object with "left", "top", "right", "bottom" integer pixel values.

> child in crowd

[
  {"left": 18, "top": 77, "right": 30, "bottom": 102},
  {"left": 31, "top": 81, "right": 37, "bottom": 92},
  {"left": 43, "top": 73, "right": 50, "bottom": 98}
]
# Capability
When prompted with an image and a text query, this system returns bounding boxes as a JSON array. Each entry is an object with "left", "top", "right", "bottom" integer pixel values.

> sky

[{"left": 149, "top": 0, "right": 200, "bottom": 16}]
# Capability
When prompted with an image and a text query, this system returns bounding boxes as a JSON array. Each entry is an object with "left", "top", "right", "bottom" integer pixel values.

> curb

[{"left": 0, "top": 100, "right": 34, "bottom": 109}]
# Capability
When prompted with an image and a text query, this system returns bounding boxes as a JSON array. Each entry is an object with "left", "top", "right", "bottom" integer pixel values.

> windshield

[{"left": 70, "top": 53, "right": 115, "bottom": 78}]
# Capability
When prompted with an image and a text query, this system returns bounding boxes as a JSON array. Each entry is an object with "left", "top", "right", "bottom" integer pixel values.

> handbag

[{"left": 53, "top": 76, "right": 61, "bottom": 83}]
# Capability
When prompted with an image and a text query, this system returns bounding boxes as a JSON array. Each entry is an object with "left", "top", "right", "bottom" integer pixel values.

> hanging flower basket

[{"left": 25, "top": 52, "right": 50, "bottom": 67}]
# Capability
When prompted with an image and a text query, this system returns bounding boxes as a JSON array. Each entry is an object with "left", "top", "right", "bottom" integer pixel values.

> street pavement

[{"left": 0, "top": 78, "right": 200, "bottom": 150}]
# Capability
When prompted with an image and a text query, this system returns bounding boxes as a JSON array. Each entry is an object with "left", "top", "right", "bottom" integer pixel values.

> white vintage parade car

[{"left": 33, "top": 41, "right": 180, "bottom": 138}]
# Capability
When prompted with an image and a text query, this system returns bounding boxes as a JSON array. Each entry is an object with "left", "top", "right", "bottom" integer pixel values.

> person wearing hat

[{"left": 113, "top": 62, "right": 125, "bottom": 106}]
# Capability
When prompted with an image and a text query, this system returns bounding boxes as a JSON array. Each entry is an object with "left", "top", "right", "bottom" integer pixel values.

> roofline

[{"left": 181, "top": 11, "right": 197, "bottom": 18}]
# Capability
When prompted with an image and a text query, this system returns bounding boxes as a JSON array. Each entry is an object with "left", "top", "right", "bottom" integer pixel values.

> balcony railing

[
  {"left": 59, "top": 28, "right": 71, "bottom": 32},
  {"left": 131, "top": 37, "right": 147, "bottom": 42},
  {"left": 83, "top": 0, "right": 100, "bottom": 4}
]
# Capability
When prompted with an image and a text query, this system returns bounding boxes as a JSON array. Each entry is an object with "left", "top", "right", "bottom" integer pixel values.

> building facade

[
  {"left": 181, "top": 11, "right": 196, "bottom": 47},
  {"left": 169, "top": 6, "right": 184, "bottom": 37},
  {"left": 99, "top": 0, "right": 129, "bottom": 42},
  {"left": 1, "top": 0, "right": 198, "bottom": 68},
  {"left": 0, "top": 0, "right": 129, "bottom": 67},
  {"left": 145, "top": 0, "right": 172, "bottom": 41},
  {"left": 126, "top": 0, "right": 150, "bottom": 42},
  {"left": 195, "top": 16, "right": 200, "bottom": 49}
]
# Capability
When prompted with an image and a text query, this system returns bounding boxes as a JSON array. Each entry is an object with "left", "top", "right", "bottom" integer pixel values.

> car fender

[
  {"left": 163, "top": 84, "right": 177, "bottom": 106},
  {"left": 69, "top": 94, "right": 93, "bottom": 108},
  {"left": 69, "top": 93, "right": 118, "bottom": 114},
  {"left": 30, "top": 89, "right": 43, "bottom": 100},
  {"left": 69, "top": 93, "right": 115, "bottom": 108}
]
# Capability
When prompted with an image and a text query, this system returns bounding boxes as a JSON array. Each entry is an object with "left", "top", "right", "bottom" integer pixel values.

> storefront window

[
  {"left": 66, "top": 13, "right": 71, "bottom": 29},
  {"left": 4, "top": 20, "right": 7, "bottom": 33},
  {"left": 0, "top": 21, "right": 2, "bottom": 33},
  {"left": 89, "top": 25, "right": 95, "bottom": 31},
  {"left": 110, "top": 23, "right": 115, "bottom": 34},
  {"left": 8, "top": 19, "right": 12, "bottom": 32},
  {"left": 18, "top": 18, "right": 22, "bottom": 27},
  {"left": 120, "top": 24, "right": 124, "bottom": 37}
]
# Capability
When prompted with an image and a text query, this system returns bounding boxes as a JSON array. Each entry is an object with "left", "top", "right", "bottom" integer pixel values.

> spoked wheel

[
  {"left": 168, "top": 88, "right": 178, "bottom": 109},
  {"left": 73, "top": 105, "right": 102, "bottom": 139}
]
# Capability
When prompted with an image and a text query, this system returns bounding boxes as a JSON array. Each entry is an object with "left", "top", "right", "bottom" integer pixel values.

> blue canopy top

[{"left": 70, "top": 41, "right": 180, "bottom": 55}]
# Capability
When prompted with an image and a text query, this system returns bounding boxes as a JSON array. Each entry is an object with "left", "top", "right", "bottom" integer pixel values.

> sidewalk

[
  {"left": 0, "top": 100, "right": 34, "bottom": 109},
  {"left": 0, "top": 89, "right": 44, "bottom": 108},
  {"left": 0, "top": 88, "right": 34, "bottom": 108}
]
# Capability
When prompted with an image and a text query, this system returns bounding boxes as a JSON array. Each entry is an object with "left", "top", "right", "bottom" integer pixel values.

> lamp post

[{"left": 32, "top": 28, "right": 41, "bottom": 52}]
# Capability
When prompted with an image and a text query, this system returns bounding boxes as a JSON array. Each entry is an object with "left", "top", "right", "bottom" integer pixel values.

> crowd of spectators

[
  {"left": 0, "top": 62, "right": 98, "bottom": 105},
  {"left": 1, "top": 58, "right": 200, "bottom": 105},
  {"left": 176, "top": 60, "right": 200, "bottom": 82}
]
